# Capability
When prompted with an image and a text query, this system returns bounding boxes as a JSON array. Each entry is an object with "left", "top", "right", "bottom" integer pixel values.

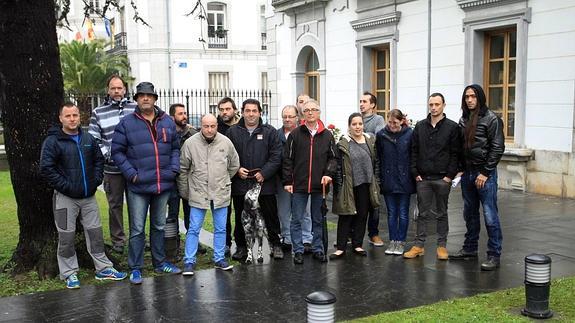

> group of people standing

[
  {"left": 329, "top": 87, "right": 504, "bottom": 272},
  {"left": 39, "top": 74, "right": 504, "bottom": 289}
]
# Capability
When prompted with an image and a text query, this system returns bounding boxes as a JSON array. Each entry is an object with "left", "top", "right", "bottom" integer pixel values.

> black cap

[{"left": 133, "top": 82, "right": 158, "bottom": 100}]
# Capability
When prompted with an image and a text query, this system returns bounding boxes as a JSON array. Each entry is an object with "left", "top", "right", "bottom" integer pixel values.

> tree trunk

[{"left": 0, "top": 1, "right": 66, "bottom": 278}]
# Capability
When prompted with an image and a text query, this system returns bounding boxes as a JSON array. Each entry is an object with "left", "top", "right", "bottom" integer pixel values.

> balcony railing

[
  {"left": 261, "top": 33, "right": 267, "bottom": 50},
  {"left": 208, "top": 29, "right": 228, "bottom": 49},
  {"left": 107, "top": 32, "right": 127, "bottom": 55}
]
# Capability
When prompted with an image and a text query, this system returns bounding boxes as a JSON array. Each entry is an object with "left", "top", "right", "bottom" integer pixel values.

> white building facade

[
  {"left": 268, "top": 0, "right": 575, "bottom": 198},
  {"left": 58, "top": 0, "right": 269, "bottom": 93}
]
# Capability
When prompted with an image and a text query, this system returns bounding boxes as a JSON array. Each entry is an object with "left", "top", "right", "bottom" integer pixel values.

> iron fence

[{"left": 65, "top": 89, "right": 273, "bottom": 128}]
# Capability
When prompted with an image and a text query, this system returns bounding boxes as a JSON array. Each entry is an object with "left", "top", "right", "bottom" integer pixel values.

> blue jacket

[
  {"left": 376, "top": 125, "right": 415, "bottom": 194},
  {"left": 40, "top": 126, "right": 104, "bottom": 198},
  {"left": 226, "top": 117, "right": 282, "bottom": 195},
  {"left": 111, "top": 106, "right": 179, "bottom": 194}
]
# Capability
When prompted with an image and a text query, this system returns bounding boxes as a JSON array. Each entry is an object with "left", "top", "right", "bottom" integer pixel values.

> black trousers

[
  {"left": 336, "top": 183, "right": 370, "bottom": 250},
  {"left": 232, "top": 194, "right": 282, "bottom": 249}
]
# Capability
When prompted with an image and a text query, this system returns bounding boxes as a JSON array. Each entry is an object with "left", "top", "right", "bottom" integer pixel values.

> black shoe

[
  {"left": 303, "top": 243, "right": 313, "bottom": 255},
  {"left": 232, "top": 247, "right": 247, "bottom": 260},
  {"left": 481, "top": 256, "right": 500, "bottom": 271},
  {"left": 329, "top": 252, "right": 345, "bottom": 260},
  {"left": 112, "top": 245, "right": 124, "bottom": 253},
  {"left": 313, "top": 252, "right": 328, "bottom": 263},
  {"left": 353, "top": 248, "right": 367, "bottom": 257},
  {"left": 293, "top": 252, "right": 304, "bottom": 265},
  {"left": 197, "top": 243, "right": 207, "bottom": 255},
  {"left": 281, "top": 242, "right": 292, "bottom": 252},
  {"left": 449, "top": 249, "right": 478, "bottom": 260}
]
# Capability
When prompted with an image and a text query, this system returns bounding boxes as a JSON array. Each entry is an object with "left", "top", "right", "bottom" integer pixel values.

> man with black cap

[{"left": 112, "top": 81, "right": 182, "bottom": 284}]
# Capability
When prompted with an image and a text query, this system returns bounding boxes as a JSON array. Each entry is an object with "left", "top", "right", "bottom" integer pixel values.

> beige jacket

[{"left": 178, "top": 132, "right": 240, "bottom": 209}]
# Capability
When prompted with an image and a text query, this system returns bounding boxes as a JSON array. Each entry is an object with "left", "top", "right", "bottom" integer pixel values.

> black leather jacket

[{"left": 459, "top": 84, "right": 505, "bottom": 177}]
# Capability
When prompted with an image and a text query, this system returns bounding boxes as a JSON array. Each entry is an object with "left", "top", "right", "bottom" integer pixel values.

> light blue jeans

[
  {"left": 277, "top": 181, "right": 313, "bottom": 245},
  {"left": 184, "top": 202, "right": 227, "bottom": 264},
  {"left": 291, "top": 193, "right": 324, "bottom": 254}
]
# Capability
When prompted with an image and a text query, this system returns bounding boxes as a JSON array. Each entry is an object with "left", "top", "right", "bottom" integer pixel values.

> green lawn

[
  {"left": 0, "top": 171, "right": 218, "bottom": 296},
  {"left": 351, "top": 276, "right": 575, "bottom": 322}
]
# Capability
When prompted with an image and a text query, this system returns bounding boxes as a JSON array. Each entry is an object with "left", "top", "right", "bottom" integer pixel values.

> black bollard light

[
  {"left": 521, "top": 254, "right": 553, "bottom": 319},
  {"left": 164, "top": 218, "right": 179, "bottom": 261},
  {"left": 305, "top": 291, "right": 337, "bottom": 323}
]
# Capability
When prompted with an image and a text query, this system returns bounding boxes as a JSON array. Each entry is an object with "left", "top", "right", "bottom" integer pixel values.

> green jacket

[{"left": 332, "top": 133, "right": 380, "bottom": 215}]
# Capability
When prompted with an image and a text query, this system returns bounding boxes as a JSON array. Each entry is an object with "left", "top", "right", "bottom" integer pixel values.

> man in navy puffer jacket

[
  {"left": 40, "top": 103, "right": 126, "bottom": 289},
  {"left": 112, "top": 82, "right": 181, "bottom": 284}
]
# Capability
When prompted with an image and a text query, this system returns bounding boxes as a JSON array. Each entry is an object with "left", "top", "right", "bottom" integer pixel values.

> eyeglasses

[
  {"left": 282, "top": 115, "right": 297, "bottom": 119},
  {"left": 302, "top": 108, "right": 320, "bottom": 113}
]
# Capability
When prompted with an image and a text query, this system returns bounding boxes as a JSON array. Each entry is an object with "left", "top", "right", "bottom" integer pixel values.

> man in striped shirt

[{"left": 89, "top": 75, "right": 136, "bottom": 253}]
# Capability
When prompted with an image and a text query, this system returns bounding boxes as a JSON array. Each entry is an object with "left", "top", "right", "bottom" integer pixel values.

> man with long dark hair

[{"left": 450, "top": 84, "right": 505, "bottom": 271}]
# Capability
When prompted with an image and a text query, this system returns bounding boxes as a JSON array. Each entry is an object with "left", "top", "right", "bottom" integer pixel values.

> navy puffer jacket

[
  {"left": 40, "top": 126, "right": 104, "bottom": 198},
  {"left": 112, "top": 106, "right": 179, "bottom": 194},
  {"left": 376, "top": 125, "right": 415, "bottom": 194}
]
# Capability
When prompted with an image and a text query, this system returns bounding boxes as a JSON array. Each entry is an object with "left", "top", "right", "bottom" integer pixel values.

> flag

[
  {"left": 104, "top": 18, "right": 112, "bottom": 37},
  {"left": 86, "top": 19, "right": 95, "bottom": 41}
]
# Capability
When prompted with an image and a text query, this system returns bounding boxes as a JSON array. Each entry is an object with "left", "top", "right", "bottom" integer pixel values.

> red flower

[{"left": 327, "top": 124, "right": 335, "bottom": 130}]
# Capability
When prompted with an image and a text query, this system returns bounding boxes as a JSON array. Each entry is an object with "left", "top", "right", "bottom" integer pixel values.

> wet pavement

[{"left": 0, "top": 188, "right": 573, "bottom": 322}]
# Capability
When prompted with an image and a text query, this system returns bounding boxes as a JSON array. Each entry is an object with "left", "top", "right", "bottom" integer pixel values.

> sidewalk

[{"left": 0, "top": 189, "right": 573, "bottom": 322}]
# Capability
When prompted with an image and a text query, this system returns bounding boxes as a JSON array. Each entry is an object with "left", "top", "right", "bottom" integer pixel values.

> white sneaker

[
  {"left": 385, "top": 241, "right": 396, "bottom": 255},
  {"left": 393, "top": 241, "right": 405, "bottom": 255}
]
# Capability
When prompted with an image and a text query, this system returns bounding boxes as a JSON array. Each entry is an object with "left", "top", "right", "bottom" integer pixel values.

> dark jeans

[
  {"left": 336, "top": 184, "right": 370, "bottom": 250},
  {"left": 461, "top": 170, "right": 502, "bottom": 257},
  {"left": 225, "top": 203, "right": 233, "bottom": 248},
  {"left": 232, "top": 194, "right": 282, "bottom": 249},
  {"left": 383, "top": 193, "right": 411, "bottom": 242},
  {"left": 167, "top": 188, "right": 191, "bottom": 231},
  {"left": 414, "top": 178, "right": 451, "bottom": 247}
]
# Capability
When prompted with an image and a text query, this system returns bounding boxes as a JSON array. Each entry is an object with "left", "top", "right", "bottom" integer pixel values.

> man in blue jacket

[
  {"left": 112, "top": 82, "right": 182, "bottom": 284},
  {"left": 40, "top": 103, "right": 127, "bottom": 289}
]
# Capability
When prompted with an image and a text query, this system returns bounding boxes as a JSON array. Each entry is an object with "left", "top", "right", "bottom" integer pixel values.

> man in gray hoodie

[{"left": 360, "top": 92, "right": 385, "bottom": 247}]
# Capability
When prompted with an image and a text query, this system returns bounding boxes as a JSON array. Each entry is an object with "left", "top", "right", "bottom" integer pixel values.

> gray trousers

[
  {"left": 53, "top": 191, "right": 113, "bottom": 280},
  {"left": 414, "top": 179, "right": 451, "bottom": 248},
  {"left": 103, "top": 173, "right": 127, "bottom": 247}
]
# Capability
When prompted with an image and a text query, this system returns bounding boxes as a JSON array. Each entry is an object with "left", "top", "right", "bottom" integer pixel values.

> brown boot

[
  {"left": 403, "top": 246, "right": 424, "bottom": 259},
  {"left": 437, "top": 247, "right": 449, "bottom": 260}
]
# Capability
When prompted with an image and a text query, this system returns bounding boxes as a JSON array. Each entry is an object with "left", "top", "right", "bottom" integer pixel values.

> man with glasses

[
  {"left": 89, "top": 75, "right": 136, "bottom": 254},
  {"left": 283, "top": 100, "right": 337, "bottom": 264},
  {"left": 276, "top": 105, "right": 310, "bottom": 252}
]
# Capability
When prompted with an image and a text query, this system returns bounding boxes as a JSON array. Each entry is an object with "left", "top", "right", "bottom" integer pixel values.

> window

[
  {"left": 484, "top": 29, "right": 516, "bottom": 139},
  {"left": 89, "top": 0, "right": 100, "bottom": 13},
  {"left": 261, "top": 72, "right": 268, "bottom": 90},
  {"left": 372, "top": 47, "right": 390, "bottom": 120},
  {"left": 207, "top": 3, "right": 226, "bottom": 37},
  {"left": 304, "top": 50, "right": 320, "bottom": 103},
  {"left": 260, "top": 5, "right": 267, "bottom": 50},
  {"left": 208, "top": 72, "right": 229, "bottom": 113}
]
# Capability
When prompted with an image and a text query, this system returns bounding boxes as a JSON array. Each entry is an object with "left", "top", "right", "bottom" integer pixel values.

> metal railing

[
  {"left": 208, "top": 30, "right": 228, "bottom": 49},
  {"left": 65, "top": 88, "right": 273, "bottom": 128},
  {"left": 107, "top": 32, "right": 127, "bottom": 55}
]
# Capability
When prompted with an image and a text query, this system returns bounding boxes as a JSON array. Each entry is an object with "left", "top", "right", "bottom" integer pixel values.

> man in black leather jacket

[{"left": 450, "top": 84, "right": 505, "bottom": 271}]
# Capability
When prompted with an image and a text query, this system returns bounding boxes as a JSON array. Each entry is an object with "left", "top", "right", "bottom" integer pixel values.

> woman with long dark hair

[
  {"left": 376, "top": 109, "right": 415, "bottom": 255},
  {"left": 330, "top": 113, "right": 380, "bottom": 259}
]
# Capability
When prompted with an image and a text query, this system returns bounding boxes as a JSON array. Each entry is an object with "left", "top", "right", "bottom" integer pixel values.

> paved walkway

[{"left": 0, "top": 189, "right": 574, "bottom": 322}]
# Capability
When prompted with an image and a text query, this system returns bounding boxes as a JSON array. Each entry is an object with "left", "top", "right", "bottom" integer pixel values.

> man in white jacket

[{"left": 178, "top": 114, "right": 240, "bottom": 275}]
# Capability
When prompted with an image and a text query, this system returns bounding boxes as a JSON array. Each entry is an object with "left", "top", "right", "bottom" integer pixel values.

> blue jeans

[
  {"left": 126, "top": 190, "right": 171, "bottom": 270},
  {"left": 291, "top": 193, "right": 323, "bottom": 254},
  {"left": 277, "top": 182, "right": 313, "bottom": 245},
  {"left": 184, "top": 203, "right": 227, "bottom": 264},
  {"left": 461, "top": 170, "right": 503, "bottom": 257},
  {"left": 383, "top": 193, "right": 411, "bottom": 242}
]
